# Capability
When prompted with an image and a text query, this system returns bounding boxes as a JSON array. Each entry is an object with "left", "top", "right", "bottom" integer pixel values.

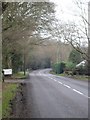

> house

[{"left": 76, "top": 60, "right": 87, "bottom": 68}]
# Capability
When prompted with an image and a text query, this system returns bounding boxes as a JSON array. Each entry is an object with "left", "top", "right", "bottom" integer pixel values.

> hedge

[{"left": 52, "top": 62, "right": 66, "bottom": 74}]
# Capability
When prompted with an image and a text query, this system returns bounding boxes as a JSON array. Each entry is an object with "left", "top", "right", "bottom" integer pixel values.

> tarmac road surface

[{"left": 25, "top": 69, "right": 88, "bottom": 118}]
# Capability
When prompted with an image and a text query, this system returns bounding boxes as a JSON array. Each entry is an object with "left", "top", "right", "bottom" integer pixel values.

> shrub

[
  {"left": 69, "top": 49, "right": 82, "bottom": 64},
  {"left": 73, "top": 65, "right": 88, "bottom": 75},
  {"left": 52, "top": 62, "right": 66, "bottom": 74},
  {"left": 65, "top": 62, "right": 76, "bottom": 71}
]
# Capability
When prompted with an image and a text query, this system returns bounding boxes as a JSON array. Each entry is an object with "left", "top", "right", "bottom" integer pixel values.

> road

[{"left": 25, "top": 69, "right": 88, "bottom": 118}]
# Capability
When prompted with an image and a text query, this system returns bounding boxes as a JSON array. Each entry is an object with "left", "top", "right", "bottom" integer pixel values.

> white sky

[
  {"left": 50, "top": 0, "right": 89, "bottom": 23},
  {"left": 49, "top": 0, "right": 90, "bottom": 45}
]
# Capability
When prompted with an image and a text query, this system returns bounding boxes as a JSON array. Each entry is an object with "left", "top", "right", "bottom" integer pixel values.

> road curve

[{"left": 26, "top": 69, "right": 88, "bottom": 118}]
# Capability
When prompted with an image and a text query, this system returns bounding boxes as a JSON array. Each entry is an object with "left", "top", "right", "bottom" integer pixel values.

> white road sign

[{"left": 3, "top": 69, "right": 12, "bottom": 75}]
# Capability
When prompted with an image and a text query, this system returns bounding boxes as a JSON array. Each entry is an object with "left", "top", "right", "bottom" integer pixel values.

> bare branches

[{"left": 2, "top": 2, "right": 8, "bottom": 13}]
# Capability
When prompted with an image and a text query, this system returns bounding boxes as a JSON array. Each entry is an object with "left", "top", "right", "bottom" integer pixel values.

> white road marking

[
  {"left": 72, "top": 89, "right": 90, "bottom": 99},
  {"left": 40, "top": 75, "right": 89, "bottom": 99},
  {"left": 54, "top": 79, "right": 57, "bottom": 82},
  {"left": 63, "top": 84, "right": 71, "bottom": 88},
  {"left": 73, "top": 89, "right": 83, "bottom": 95},
  {"left": 50, "top": 77, "right": 54, "bottom": 80},
  {"left": 82, "top": 94, "right": 90, "bottom": 98},
  {"left": 58, "top": 81, "right": 63, "bottom": 84}
]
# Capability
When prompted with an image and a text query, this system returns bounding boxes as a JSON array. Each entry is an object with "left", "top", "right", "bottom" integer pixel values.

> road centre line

[
  {"left": 81, "top": 94, "right": 90, "bottom": 99},
  {"left": 46, "top": 76, "right": 89, "bottom": 99},
  {"left": 63, "top": 84, "right": 71, "bottom": 88},
  {"left": 58, "top": 81, "right": 63, "bottom": 84},
  {"left": 54, "top": 79, "right": 57, "bottom": 82},
  {"left": 73, "top": 89, "right": 83, "bottom": 95},
  {"left": 72, "top": 89, "right": 90, "bottom": 99},
  {"left": 48, "top": 77, "right": 56, "bottom": 81}
]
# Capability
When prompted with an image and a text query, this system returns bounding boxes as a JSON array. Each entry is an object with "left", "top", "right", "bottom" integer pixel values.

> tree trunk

[
  {"left": 23, "top": 52, "right": 26, "bottom": 76},
  {"left": 88, "top": 2, "right": 90, "bottom": 76},
  {"left": 88, "top": 41, "right": 90, "bottom": 76}
]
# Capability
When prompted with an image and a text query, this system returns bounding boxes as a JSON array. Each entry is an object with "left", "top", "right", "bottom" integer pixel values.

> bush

[
  {"left": 73, "top": 65, "right": 88, "bottom": 75},
  {"left": 69, "top": 49, "right": 82, "bottom": 64},
  {"left": 63, "top": 62, "right": 76, "bottom": 76},
  {"left": 52, "top": 62, "right": 66, "bottom": 74},
  {"left": 65, "top": 62, "right": 76, "bottom": 71}
]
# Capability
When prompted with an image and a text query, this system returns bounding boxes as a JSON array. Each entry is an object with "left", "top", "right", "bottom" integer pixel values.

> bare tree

[
  {"left": 62, "top": 0, "right": 90, "bottom": 75},
  {"left": 2, "top": 2, "right": 56, "bottom": 73}
]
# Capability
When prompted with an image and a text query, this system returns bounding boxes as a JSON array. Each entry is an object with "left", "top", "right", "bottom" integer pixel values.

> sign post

[
  {"left": 2, "top": 69, "right": 12, "bottom": 82},
  {"left": 3, "top": 69, "right": 12, "bottom": 76},
  {"left": 2, "top": 70, "right": 4, "bottom": 82}
]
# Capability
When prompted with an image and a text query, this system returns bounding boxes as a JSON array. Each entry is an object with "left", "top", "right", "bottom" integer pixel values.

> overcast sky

[
  {"left": 49, "top": 0, "right": 90, "bottom": 46},
  {"left": 50, "top": 0, "right": 89, "bottom": 24}
]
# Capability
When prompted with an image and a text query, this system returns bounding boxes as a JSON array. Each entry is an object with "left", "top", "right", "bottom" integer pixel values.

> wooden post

[{"left": 2, "top": 70, "right": 4, "bottom": 82}]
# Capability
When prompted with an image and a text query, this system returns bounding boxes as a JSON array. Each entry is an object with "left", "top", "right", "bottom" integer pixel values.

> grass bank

[
  {"left": 0, "top": 82, "right": 2, "bottom": 119},
  {"left": 60, "top": 73, "right": 88, "bottom": 81},
  {"left": 50, "top": 70, "right": 88, "bottom": 81},
  {"left": 11, "top": 71, "right": 29, "bottom": 79},
  {"left": 2, "top": 83, "right": 18, "bottom": 118}
]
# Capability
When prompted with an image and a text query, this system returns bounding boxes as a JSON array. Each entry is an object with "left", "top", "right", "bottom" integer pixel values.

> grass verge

[
  {"left": 2, "top": 83, "right": 18, "bottom": 118},
  {"left": 50, "top": 70, "right": 88, "bottom": 81},
  {"left": 60, "top": 73, "right": 88, "bottom": 81},
  {"left": 0, "top": 82, "right": 2, "bottom": 119},
  {"left": 12, "top": 71, "right": 29, "bottom": 79}
]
